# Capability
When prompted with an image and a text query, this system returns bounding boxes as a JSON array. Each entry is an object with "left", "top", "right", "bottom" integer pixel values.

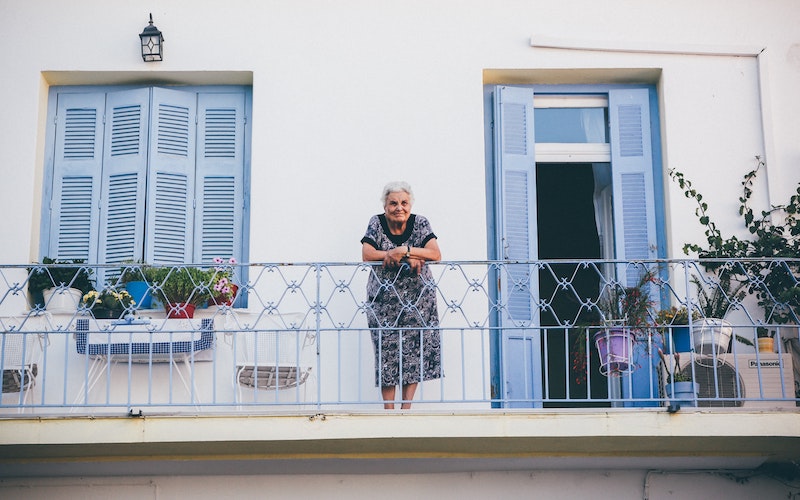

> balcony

[{"left": 0, "top": 259, "right": 798, "bottom": 476}]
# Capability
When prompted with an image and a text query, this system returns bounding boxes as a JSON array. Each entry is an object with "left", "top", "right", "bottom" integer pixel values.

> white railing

[{"left": 0, "top": 259, "right": 797, "bottom": 415}]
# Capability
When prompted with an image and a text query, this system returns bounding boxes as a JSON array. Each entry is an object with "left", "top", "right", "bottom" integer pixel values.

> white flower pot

[
  {"left": 42, "top": 287, "right": 83, "bottom": 313},
  {"left": 692, "top": 318, "right": 732, "bottom": 365}
]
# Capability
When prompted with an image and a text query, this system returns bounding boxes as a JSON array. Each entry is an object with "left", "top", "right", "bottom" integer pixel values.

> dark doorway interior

[{"left": 536, "top": 163, "right": 608, "bottom": 406}]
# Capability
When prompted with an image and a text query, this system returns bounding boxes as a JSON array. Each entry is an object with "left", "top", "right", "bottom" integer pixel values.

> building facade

[{"left": 1, "top": 1, "right": 799, "bottom": 498}]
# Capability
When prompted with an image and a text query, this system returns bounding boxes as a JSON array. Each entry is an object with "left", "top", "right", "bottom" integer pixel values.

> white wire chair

[
  {"left": 1, "top": 314, "right": 48, "bottom": 410},
  {"left": 222, "top": 312, "right": 316, "bottom": 403}
]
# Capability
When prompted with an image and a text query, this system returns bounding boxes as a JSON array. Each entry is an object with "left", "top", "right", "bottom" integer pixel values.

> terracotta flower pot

[{"left": 166, "top": 302, "right": 196, "bottom": 319}]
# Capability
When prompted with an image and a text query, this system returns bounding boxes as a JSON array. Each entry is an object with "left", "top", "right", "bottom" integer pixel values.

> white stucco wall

[
  {"left": 0, "top": 0, "right": 797, "bottom": 265},
  {"left": 0, "top": 469, "right": 796, "bottom": 500}
]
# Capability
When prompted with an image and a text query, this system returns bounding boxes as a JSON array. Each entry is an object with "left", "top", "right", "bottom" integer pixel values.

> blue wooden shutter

[
  {"left": 145, "top": 88, "right": 197, "bottom": 265},
  {"left": 97, "top": 88, "right": 149, "bottom": 271},
  {"left": 609, "top": 88, "right": 657, "bottom": 286},
  {"left": 48, "top": 92, "right": 105, "bottom": 261},
  {"left": 495, "top": 86, "right": 538, "bottom": 322},
  {"left": 493, "top": 85, "right": 542, "bottom": 407},
  {"left": 193, "top": 92, "right": 245, "bottom": 264}
]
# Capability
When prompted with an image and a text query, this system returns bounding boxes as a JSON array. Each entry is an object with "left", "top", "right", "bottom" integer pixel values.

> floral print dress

[{"left": 361, "top": 214, "right": 442, "bottom": 387}]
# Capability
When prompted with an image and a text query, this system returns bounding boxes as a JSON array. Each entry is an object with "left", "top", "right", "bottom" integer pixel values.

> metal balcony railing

[{"left": 0, "top": 259, "right": 797, "bottom": 415}]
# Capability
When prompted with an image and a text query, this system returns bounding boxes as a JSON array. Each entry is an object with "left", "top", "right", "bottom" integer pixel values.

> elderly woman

[{"left": 361, "top": 181, "right": 442, "bottom": 409}]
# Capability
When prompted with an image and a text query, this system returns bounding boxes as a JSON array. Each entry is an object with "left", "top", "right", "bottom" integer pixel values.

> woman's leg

[
  {"left": 381, "top": 385, "right": 396, "bottom": 409},
  {"left": 400, "top": 383, "right": 417, "bottom": 409}
]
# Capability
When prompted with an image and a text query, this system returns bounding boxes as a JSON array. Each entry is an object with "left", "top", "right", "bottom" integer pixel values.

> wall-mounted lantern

[{"left": 139, "top": 13, "right": 164, "bottom": 62}]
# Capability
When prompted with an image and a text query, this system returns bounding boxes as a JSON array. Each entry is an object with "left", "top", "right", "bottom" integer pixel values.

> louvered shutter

[
  {"left": 48, "top": 92, "right": 105, "bottom": 262},
  {"left": 193, "top": 92, "right": 245, "bottom": 264},
  {"left": 97, "top": 88, "right": 149, "bottom": 272},
  {"left": 144, "top": 88, "right": 197, "bottom": 265},
  {"left": 493, "top": 85, "right": 542, "bottom": 407},
  {"left": 609, "top": 89, "right": 657, "bottom": 286}
]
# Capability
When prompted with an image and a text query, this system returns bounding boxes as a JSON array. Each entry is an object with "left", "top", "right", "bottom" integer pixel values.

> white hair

[{"left": 381, "top": 181, "right": 414, "bottom": 205}]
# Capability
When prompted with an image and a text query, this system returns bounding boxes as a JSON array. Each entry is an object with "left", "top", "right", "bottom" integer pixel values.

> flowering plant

[
  {"left": 596, "top": 272, "right": 657, "bottom": 329},
  {"left": 82, "top": 289, "right": 135, "bottom": 311},
  {"left": 571, "top": 269, "right": 658, "bottom": 384},
  {"left": 210, "top": 257, "right": 238, "bottom": 304},
  {"left": 654, "top": 306, "right": 700, "bottom": 329}
]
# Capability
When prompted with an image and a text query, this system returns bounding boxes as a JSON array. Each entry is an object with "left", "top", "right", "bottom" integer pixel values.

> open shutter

[
  {"left": 494, "top": 85, "right": 542, "bottom": 407},
  {"left": 609, "top": 88, "right": 657, "bottom": 287},
  {"left": 48, "top": 92, "right": 105, "bottom": 262},
  {"left": 193, "top": 92, "right": 245, "bottom": 264},
  {"left": 145, "top": 88, "right": 197, "bottom": 265},
  {"left": 97, "top": 88, "right": 149, "bottom": 272}
]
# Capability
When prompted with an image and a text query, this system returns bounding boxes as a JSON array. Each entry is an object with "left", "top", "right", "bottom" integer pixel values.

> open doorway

[{"left": 536, "top": 163, "right": 609, "bottom": 406}]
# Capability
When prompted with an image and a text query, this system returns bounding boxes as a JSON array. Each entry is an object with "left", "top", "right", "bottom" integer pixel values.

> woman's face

[{"left": 383, "top": 190, "right": 412, "bottom": 226}]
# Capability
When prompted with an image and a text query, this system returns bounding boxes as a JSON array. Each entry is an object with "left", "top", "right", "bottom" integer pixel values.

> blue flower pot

[
  {"left": 665, "top": 381, "right": 698, "bottom": 407},
  {"left": 125, "top": 281, "right": 152, "bottom": 309},
  {"left": 665, "top": 326, "right": 692, "bottom": 354}
]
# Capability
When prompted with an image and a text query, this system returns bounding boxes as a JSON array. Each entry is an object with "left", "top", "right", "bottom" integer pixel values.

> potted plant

[
  {"left": 690, "top": 274, "right": 746, "bottom": 358},
  {"left": 574, "top": 269, "right": 657, "bottom": 379},
  {"left": 27, "top": 257, "right": 94, "bottom": 311},
  {"left": 756, "top": 327, "right": 775, "bottom": 353},
  {"left": 655, "top": 306, "right": 700, "bottom": 353},
  {"left": 207, "top": 257, "right": 239, "bottom": 307},
  {"left": 659, "top": 350, "right": 698, "bottom": 409},
  {"left": 81, "top": 288, "right": 136, "bottom": 319},
  {"left": 118, "top": 261, "right": 157, "bottom": 309},
  {"left": 151, "top": 266, "right": 213, "bottom": 318},
  {"left": 670, "top": 158, "right": 800, "bottom": 343}
]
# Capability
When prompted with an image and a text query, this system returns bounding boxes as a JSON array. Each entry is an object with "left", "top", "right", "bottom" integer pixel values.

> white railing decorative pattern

[{"left": 0, "top": 259, "right": 797, "bottom": 415}]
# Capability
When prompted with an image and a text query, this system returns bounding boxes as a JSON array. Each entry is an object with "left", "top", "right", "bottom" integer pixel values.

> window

[{"left": 40, "top": 86, "right": 250, "bottom": 279}]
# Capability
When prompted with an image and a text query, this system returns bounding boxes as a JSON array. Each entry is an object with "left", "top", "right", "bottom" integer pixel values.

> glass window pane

[{"left": 534, "top": 108, "right": 608, "bottom": 143}]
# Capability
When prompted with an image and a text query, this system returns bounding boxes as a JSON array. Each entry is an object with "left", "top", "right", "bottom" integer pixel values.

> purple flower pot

[{"left": 593, "top": 328, "right": 633, "bottom": 376}]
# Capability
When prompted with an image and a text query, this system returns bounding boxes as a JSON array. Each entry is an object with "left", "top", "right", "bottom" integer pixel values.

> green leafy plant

[
  {"left": 116, "top": 260, "right": 156, "bottom": 285},
  {"left": 669, "top": 157, "right": 800, "bottom": 324},
  {"left": 658, "top": 350, "right": 692, "bottom": 383},
  {"left": 690, "top": 274, "right": 746, "bottom": 320},
  {"left": 756, "top": 327, "right": 774, "bottom": 339},
  {"left": 27, "top": 257, "right": 94, "bottom": 307},
  {"left": 151, "top": 266, "right": 213, "bottom": 307}
]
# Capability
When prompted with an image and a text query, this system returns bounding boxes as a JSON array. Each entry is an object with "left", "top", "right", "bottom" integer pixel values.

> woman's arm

[
  {"left": 362, "top": 238, "right": 441, "bottom": 273},
  {"left": 363, "top": 242, "right": 407, "bottom": 269},
  {"left": 405, "top": 238, "right": 440, "bottom": 274},
  {"left": 406, "top": 238, "right": 441, "bottom": 262}
]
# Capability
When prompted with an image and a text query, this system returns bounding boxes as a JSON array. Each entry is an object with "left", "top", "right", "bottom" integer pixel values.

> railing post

[{"left": 314, "top": 263, "right": 322, "bottom": 409}]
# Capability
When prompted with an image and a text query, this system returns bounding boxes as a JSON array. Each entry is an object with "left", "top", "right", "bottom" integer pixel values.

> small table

[{"left": 73, "top": 317, "right": 215, "bottom": 406}]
